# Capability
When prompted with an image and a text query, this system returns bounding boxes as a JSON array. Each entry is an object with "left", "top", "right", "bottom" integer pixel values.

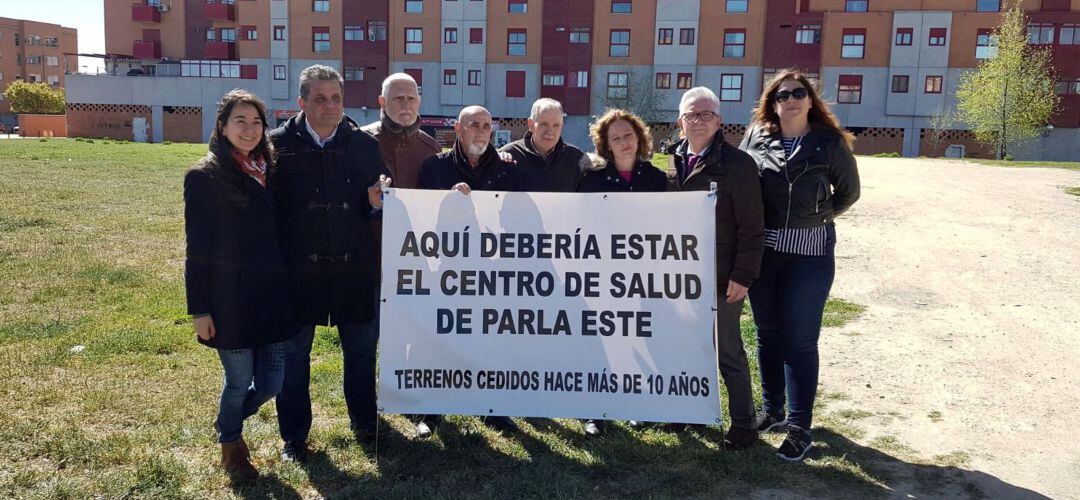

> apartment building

[
  {"left": 66, "top": 0, "right": 1078, "bottom": 159},
  {"left": 0, "top": 17, "right": 78, "bottom": 125}
]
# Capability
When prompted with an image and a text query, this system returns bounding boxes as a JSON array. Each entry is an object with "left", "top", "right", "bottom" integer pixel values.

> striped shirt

[
  {"left": 764, "top": 224, "right": 834, "bottom": 256},
  {"left": 781, "top": 135, "right": 803, "bottom": 159}
]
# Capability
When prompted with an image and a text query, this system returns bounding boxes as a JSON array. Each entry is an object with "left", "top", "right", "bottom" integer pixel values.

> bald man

[{"left": 414, "top": 106, "right": 522, "bottom": 437}]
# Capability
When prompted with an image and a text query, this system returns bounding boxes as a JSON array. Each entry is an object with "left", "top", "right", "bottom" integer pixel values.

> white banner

[{"left": 377, "top": 188, "right": 721, "bottom": 425}]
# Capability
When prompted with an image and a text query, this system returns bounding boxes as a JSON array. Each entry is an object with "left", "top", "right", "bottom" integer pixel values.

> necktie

[{"left": 685, "top": 154, "right": 700, "bottom": 178}]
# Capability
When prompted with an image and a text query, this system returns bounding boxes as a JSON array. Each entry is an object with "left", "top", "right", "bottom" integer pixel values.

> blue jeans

[
  {"left": 216, "top": 342, "right": 286, "bottom": 443},
  {"left": 275, "top": 320, "right": 378, "bottom": 444},
  {"left": 749, "top": 249, "right": 835, "bottom": 431}
]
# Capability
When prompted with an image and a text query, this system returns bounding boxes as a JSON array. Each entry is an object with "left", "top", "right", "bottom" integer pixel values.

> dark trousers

[
  {"left": 749, "top": 249, "right": 835, "bottom": 430},
  {"left": 716, "top": 296, "right": 756, "bottom": 430},
  {"left": 276, "top": 321, "right": 378, "bottom": 444}
]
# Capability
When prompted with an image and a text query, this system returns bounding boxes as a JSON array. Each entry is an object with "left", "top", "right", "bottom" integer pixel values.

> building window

[
  {"left": 976, "top": 29, "right": 998, "bottom": 58},
  {"left": 607, "top": 72, "right": 628, "bottom": 98},
  {"left": 274, "top": 64, "right": 286, "bottom": 80},
  {"left": 509, "top": 0, "right": 527, "bottom": 13},
  {"left": 506, "top": 70, "right": 525, "bottom": 97},
  {"left": 345, "top": 67, "right": 364, "bottom": 81},
  {"left": 368, "top": 20, "right": 388, "bottom": 41},
  {"left": 842, "top": 28, "right": 866, "bottom": 59},
  {"left": 1055, "top": 79, "right": 1080, "bottom": 95},
  {"left": 612, "top": 0, "right": 631, "bottom": 13},
  {"left": 405, "top": 0, "right": 422, "bottom": 13},
  {"left": 845, "top": 0, "right": 867, "bottom": 12},
  {"left": 570, "top": 70, "right": 589, "bottom": 88},
  {"left": 180, "top": 59, "right": 241, "bottom": 78},
  {"left": 444, "top": 28, "right": 458, "bottom": 44},
  {"left": 891, "top": 74, "right": 909, "bottom": 93},
  {"left": 838, "top": 74, "right": 862, "bottom": 103},
  {"left": 726, "top": 0, "right": 748, "bottom": 12},
  {"left": 720, "top": 74, "right": 743, "bottom": 101},
  {"left": 796, "top": 24, "right": 821, "bottom": 44},
  {"left": 928, "top": 28, "right": 947, "bottom": 46},
  {"left": 242, "top": 26, "right": 258, "bottom": 41},
  {"left": 1061, "top": 24, "right": 1078, "bottom": 45},
  {"left": 405, "top": 28, "right": 423, "bottom": 54},
  {"left": 345, "top": 25, "right": 364, "bottom": 41},
  {"left": 925, "top": 75, "right": 943, "bottom": 94},
  {"left": 220, "top": 28, "right": 237, "bottom": 42},
  {"left": 468, "top": 69, "right": 481, "bottom": 86},
  {"left": 274, "top": 25, "right": 286, "bottom": 41},
  {"left": 655, "top": 72, "right": 670, "bottom": 89},
  {"left": 724, "top": 29, "right": 746, "bottom": 58},
  {"left": 543, "top": 73, "right": 565, "bottom": 86},
  {"left": 610, "top": 30, "right": 630, "bottom": 57},
  {"left": 470, "top": 28, "right": 483, "bottom": 44},
  {"left": 313, "top": 0, "right": 329, "bottom": 12},
  {"left": 570, "top": 27, "right": 590, "bottom": 44},
  {"left": 895, "top": 27, "right": 913, "bottom": 46},
  {"left": 976, "top": 0, "right": 999, "bottom": 12},
  {"left": 46, "top": 56, "right": 59, "bottom": 66},
  {"left": 679, "top": 28, "right": 695, "bottom": 45},
  {"left": 658, "top": 28, "right": 673, "bottom": 45},
  {"left": 677, "top": 73, "right": 693, "bottom": 89},
  {"left": 312, "top": 27, "right": 330, "bottom": 52},
  {"left": 443, "top": 69, "right": 457, "bottom": 85},
  {"left": 1028, "top": 24, "right": 1054, "bottom": 45},
  {"left": 48, "top": 75, "right": 60, "bottom": 86},
  {"left": 507, "top": 29, "right": 527, "bottom": 56}
]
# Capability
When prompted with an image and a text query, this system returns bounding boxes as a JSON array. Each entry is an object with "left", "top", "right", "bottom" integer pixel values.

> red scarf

[{"left": 231, "top": 150, "right": 267, "bottom": 188}]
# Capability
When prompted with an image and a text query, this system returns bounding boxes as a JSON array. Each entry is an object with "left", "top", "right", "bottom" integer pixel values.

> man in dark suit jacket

[{"left": 268, "top": 65, "right": 390, "bottom": 461}]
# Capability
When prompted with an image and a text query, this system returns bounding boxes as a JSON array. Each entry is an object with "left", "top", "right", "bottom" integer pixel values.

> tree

[
  {"left": 3, "top": 80, "right": 66, "bottom": 115},
  {"left": 955, "top": 2, "right": 1059, "bottom": 160},
  {"left": 600, "top": 70, "right": 664, "bottom": 123},
  {"left": 925, "top": 106, "right": 956, "bottom": 154}
]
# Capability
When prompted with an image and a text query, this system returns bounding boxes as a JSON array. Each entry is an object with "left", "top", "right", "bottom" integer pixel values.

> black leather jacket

[{"left": 739, "top": 125, "right": 860, "bottom": 229}]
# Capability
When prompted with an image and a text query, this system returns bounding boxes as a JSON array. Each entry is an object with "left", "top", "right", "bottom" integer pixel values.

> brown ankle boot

[
  {"left": 221, "top": 441, "right": 258, "bottom": 482},
  {"left": 236, "top": 436, "right": 251, "bottom": 460}
]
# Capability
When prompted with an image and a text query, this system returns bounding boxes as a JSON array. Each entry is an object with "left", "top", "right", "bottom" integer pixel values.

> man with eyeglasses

[
  {"left": 414, "top": 105, "right": 522, "bottom": 435},
  {"left": 269, "top": 65, "right": 391, "bottom": 462},
  {"left": 499, "top": 98, "right": 590, "bottom": 192},
  {"left": 663, "top": 86, "right": 764, "bottom": 451}
]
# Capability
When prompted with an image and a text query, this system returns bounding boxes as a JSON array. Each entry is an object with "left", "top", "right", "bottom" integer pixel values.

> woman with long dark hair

[
  {"left": 739, "top": 70, "right": 861, "bottom": 461},
  {"left": 184, "top": 89, "right": 296, "bottom": 480}
]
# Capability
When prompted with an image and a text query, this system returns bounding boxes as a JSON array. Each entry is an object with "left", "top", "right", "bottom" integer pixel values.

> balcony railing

[
  {"left": 133, "top": 40, "right": 162, "bottom": 59},
  {"left": 131, "top": 3, "right": 161, "bottom": 23},
  {"left": 205, "top": 40, "right": 236, "bottom": 59},
  {"left": 204, "top": 1, "right": 236, "bottom": 21}
]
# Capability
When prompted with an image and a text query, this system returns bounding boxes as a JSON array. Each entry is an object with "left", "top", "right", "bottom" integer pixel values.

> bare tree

[
  {"left": 601, "top": 71, "right": 664, "bottom": 122},
  {"left": 925, "top": 106, "right": 956, "bottom": 154}
]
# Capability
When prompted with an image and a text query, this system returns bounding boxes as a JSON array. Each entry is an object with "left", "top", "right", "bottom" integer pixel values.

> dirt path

[{"left": 821, "top": 158, "right": 1080, "bottom": 498}]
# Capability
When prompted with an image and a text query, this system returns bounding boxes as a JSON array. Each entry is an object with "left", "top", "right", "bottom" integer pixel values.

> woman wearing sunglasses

[{"left": 739, "top": 69, "right": 861, "bottom": 461}]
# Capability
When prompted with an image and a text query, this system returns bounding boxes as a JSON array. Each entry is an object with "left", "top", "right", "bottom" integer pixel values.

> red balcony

[
  {"left": 205, "top": 40, "right": 236, "bottom": 59},
  {"left": 204, "top": 1, "right": 236, "bottom": 21},
  {"left": 131, "top": 3, "right": 161, "bottom": 23},
  {"left": 133, "top": 40, "right": 161, "bottom": 59}
]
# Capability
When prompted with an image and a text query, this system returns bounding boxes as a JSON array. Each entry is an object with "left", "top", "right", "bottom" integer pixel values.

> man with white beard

[
  {"left": 418, "top": 106, "right": 522, "bottom": 193},
  {"left": 415, "top": 105, "right": 522, "bottom": 435}
]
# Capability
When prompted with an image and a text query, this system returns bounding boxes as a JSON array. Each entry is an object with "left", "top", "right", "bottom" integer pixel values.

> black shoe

[
  {"left": 583, "top": 420, "right": 606, "bottom": 436},
  {"left": 723, "top": 426, "right": 759, "bottom": 451},
  {"left": 352, "top": 422, "right": 377, "bottom": 445},
  {"left": 484, "top": 416, "right": 520, "bottom": 434},
  {"left": 757, "top": 412, "right": 790, "bottom": 433},
  {"left": 777, "top": 426, "right": 813, "bottom": 462},
  {"left": 280, "top": 440, "right": 308, "bottom": 463},
  {"left": 415, "top": 420, "right": 435, "bottom": 439}
]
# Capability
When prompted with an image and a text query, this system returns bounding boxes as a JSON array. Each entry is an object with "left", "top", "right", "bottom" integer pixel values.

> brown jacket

[{"left": 361, "top": 112, "right": 441, "bottom": 189}]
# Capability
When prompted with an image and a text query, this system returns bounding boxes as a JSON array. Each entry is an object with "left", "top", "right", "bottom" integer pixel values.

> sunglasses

[{"left": 774, "top": 87, "right": 809, "bottom": 103}]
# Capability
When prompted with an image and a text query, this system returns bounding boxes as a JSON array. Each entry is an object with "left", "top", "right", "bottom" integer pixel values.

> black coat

[
  {"left": 418, "top": 142, "right": 523, "bottom": 191},
  {"left": 500, "top": 132, "right": 588, "bottom": 192},
  {"left": 577, "top": 158, "right": 668, "bottom": 193},
  {"left": 664, "top": 132, "right": 764, "bottom": 288},
  {"left": 739, "top": 124, "right": 861, "bottom": 229},
  {"left": 183, "top": 153, "right": 297, "bottom": 350},
  {"left": 268, "top": 114, "right": 390, "bottom": 326}
]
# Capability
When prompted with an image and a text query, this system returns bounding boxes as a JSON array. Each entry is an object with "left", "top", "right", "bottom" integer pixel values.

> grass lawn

[{"left": 1, "top": 139, "right": 968, "bottom": 498}]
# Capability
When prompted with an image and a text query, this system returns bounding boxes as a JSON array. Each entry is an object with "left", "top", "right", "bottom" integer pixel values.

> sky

[{"left": 0, "top": 1, "right": 106, "bottom": 71}]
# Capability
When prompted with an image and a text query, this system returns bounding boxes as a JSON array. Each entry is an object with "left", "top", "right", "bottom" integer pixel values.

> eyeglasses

[
  {"left": 680, "top": 111, "right": 718, "bottom": 123},
  {"left": 774, "top": 87, "right": 809, "bottom": 103}
]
